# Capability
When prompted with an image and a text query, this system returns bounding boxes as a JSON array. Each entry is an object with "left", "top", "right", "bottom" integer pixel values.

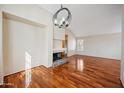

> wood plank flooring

[{"left": 0, "top": 55, "right": 123, "bottom": 88}]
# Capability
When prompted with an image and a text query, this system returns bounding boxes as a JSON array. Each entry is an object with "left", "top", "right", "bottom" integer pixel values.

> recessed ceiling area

[{"left": 40, "top": 4, "right": 121, "bottom": 37}]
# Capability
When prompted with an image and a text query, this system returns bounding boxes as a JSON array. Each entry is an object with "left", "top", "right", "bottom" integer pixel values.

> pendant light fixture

[{"left": 53, "top": 4, "right": 72, "bottom": 28}]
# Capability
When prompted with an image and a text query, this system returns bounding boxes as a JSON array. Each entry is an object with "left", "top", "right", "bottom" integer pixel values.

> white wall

[
  {"left": 53, "top": 26, "right": 65, "bottom": 49},
  {"left": 0, "top": 11, "right": 3, "bottom": 84},
  {"left": 66, "top": 29, "right": 76, "bottom": 56},
  {"left": 0, "top": 4, "right": 53, "bottom": 67},
  {"left": 121, "top": 5, "right": 124, "bottom": 86},
  {"left": 0, "top": 4, "right": 53, "bottom": 77},
  {"left": 0, "top": 4, "right": 52, "bottom": 26},
  {"left": 53, "top": 40, "right": 62, "bottom": 49},
  {"left": 76, "top": 33, "right": 121, "bottom": 60},
  {"left": 53, "top": 26, "right": 65, "bottom": 40},
  {"left": 3, "top": 18, "right": 47, "bottom": 76}
]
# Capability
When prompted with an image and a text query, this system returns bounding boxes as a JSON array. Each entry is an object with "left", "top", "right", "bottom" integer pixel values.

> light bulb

[
  {"left": 62, "top": 17, "right": 65, "bottom": 21},
  {"left": 65, "top": 21, "right": 69, "bottom": 27},
  {"left": 58, "top": 22, "right": 63, "bottom": 28},
  {"left": 54, "top": 19, "right": 58, "bottom": 25}
]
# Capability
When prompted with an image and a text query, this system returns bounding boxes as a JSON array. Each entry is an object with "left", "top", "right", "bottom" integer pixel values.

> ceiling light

[{"left": 53, "top": 4, "right": 72, "bottom": 28}]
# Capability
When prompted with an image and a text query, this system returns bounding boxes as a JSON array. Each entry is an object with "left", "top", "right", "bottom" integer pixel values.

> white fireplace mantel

[{"left": 53, "top": 48, "right": 67, "bottom": 53}]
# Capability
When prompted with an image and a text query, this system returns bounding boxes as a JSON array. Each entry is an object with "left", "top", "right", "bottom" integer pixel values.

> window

[{"left": 77, "top": 39, "right": 84, "bottom": 51}]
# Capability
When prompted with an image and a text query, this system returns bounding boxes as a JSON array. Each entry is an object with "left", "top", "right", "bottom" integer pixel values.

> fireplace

[
  {"left": 53, "top": 52, "right": 62, "bottom": 61},
  {"left": 53, "top": 52, "right": 68, "bottom": 67}
]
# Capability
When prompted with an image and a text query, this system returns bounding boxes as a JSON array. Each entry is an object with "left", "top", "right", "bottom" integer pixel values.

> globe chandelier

[{"left": 53, "top": 4, "right": 72, "bottom": 28}]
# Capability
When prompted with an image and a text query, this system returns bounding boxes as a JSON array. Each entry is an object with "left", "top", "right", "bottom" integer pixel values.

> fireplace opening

[{"left": 53, "top": 52, "right": 62, "bottom": 61}]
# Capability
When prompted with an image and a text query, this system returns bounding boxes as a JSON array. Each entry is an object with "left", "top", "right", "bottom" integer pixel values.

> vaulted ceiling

[{"left": 39, "top": 4, "right": 121, "bottom": 37}]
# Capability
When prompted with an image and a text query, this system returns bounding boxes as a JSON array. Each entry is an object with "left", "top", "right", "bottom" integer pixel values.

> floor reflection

[
  {"left": 76, "top": 59, "right": 84, "bottom": 72},
  {"left": 3, "top": 55, "right": 122, "bottom": 88},
  {"left": 25, "top": 51, "right": 32, "bottom": 88}
]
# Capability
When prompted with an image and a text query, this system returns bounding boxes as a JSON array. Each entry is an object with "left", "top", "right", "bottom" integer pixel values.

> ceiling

[{"left": 39, "top": 4, "right": 121, "bottom": 37}]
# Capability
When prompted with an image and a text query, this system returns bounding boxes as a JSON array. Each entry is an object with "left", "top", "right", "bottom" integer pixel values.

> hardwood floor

[{"left": 0, "top": 55, "right": 123, "bottom": 88}]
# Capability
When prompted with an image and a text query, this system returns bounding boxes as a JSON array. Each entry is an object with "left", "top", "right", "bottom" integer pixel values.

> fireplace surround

[{"left": 53, "top": 52, "right": 67, "bottom": 67}]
